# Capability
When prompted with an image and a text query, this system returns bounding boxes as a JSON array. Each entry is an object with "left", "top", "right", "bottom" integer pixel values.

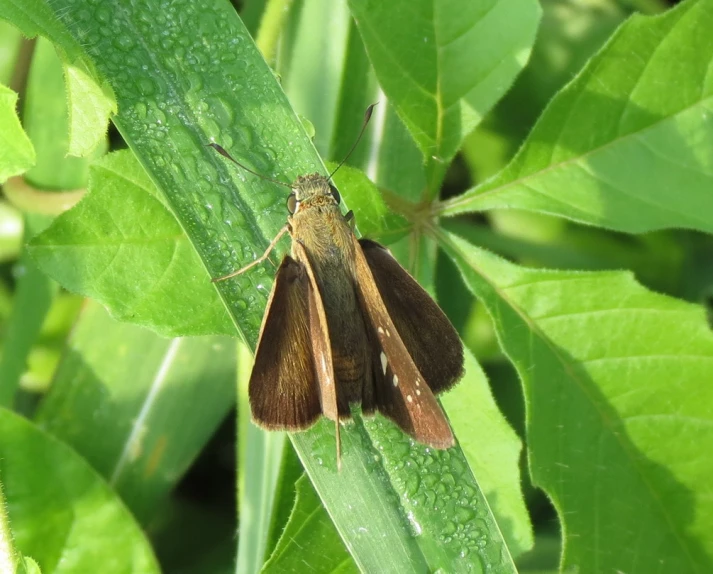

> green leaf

[
  {"left": 0, "top": 481, "right": 22, "bottom": 574},
  {"left": 0, "top": 1, "right": 115, "bottom": 158},
  {"left": 348, "top": 0, "right": 540, "bottom": 190},
  {"left": 64, "top": 63, "right": 115, "bottom": 157},
  {"left": 0, "top": 407, "right": 160, "bottom": 573},
  {"left": 438, "top": 228, "right": 713, "bottom": 572},
  {"left": 291, "top": 413, "right": 517, "bottom": 573},
  {"left": 35, "top": 300, "right": 236, "bottom": 522},
  {"left": 22, "top": 557, "right": 41, "bottom": 574},
  {"left": 441, "top": 0, "right": 713, "bottom": 235},
  {"left": 237, "top": 418, "right": 287, "bottom": 572},
  {"left": 23, "top": 37, "right": 97, "bottom": 190},
  {"left": 262, "top": 475, "right": 357, "bottom": 574},
  {"left": 329, "top": 162, "right": 410, "bottom": 243},
  {"left": 376, "top": 104, "right": 429, "bottom": 203},
  {"left": 324, "top": 19, "right": 428, "bottom": 204},
  {"left": 0, "top": 0, "right": 84, "bottom": 63},
  {"left": 280, "top": 0, "right": 350, "bottom": 156},
  {"left": 0, "top": 21, "right": 22, "bottom": 85},
  {"left": 28, "top": 150, "right": 234, "bottom": 337},
  {"left": 1, "top": 32, "right": 100, "bottom": 405},
  {"left": 263, "top": 444, "right": 307, "bottom": 563},
  {"left": 254, "top": 0, "right": 294, "bottom": 66},
  {"left": 0, "top": 84, "right": 35, "bottom": 183},
  {"left": 42, "top": 0, "right": 329, "bottom": 347},
  {"left": 442, "top": 348, "right": 533, "bottom": 558},
  {"left": 328, "top": 19, "right": 379, "bottom": 167}
]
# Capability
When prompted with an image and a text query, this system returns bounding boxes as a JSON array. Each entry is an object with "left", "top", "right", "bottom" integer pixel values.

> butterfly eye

[
  {"left": 286, "top": 193, "right": 297, "bottom": 214},
  {"left": 329, "top": 184, "right": 341, "bottom": 204}
]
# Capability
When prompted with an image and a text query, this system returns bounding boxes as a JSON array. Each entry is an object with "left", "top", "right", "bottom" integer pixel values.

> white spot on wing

[
  {"left": 416, "top": 389, "right": 421, "bottom": 396},
  {"left": 385, "top": 329, "right": 391, "bottom": 337},
  {"left": 380, "top": 352, "right": 388, "bottom": 375},
  {"left": 407, "top": 395, "right": 413, "bottom": 403},
  {"left": 393, "top": 375, "right": 399, "bottom": 387},
  {"left": 377, "top": 326, "right": 384, "bottom": 335}
]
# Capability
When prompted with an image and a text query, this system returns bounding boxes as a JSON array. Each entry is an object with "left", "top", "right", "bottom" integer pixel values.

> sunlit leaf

[
  {"left": 28, "top": 150, "right": 234, "bottom": 337},
  {"left": 441, "top": 0, "right": 713, "bottom": 235},
  {"left": 349, "top": 0, "right": 540, "bottom": 190},
  {"left": 0, "top": 84, "right": 34, "bottom": 183},
  {"left": 439, "top": 228, "right": 713, "bottom": 573},
  {"left": 263, "top": 475, "right": 357, "bottom": 574}
]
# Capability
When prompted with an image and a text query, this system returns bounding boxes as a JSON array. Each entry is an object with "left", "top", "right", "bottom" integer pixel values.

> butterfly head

[{"left": 288, "top": 174, "right": 341, "bottom": 214}]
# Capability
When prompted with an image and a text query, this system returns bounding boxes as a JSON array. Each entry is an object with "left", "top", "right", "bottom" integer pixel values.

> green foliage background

[{"left": 0, "top": 0, "right": 712, "bottom": 573}]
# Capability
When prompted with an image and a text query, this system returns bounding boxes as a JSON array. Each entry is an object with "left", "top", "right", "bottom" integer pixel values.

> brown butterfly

[{"left": 210, "top": 106, "right": 464, "bottom": 465}]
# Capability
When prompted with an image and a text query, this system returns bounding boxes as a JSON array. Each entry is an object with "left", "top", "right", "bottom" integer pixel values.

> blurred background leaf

[{"left": 0, "top": 406, "right": 160, "bottom": 573}]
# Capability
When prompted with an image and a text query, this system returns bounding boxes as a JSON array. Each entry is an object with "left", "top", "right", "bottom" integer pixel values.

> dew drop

[
  {"left": 137, "top": 77, "right": 156, "bottom": 96},
  {"left": 95, "top": 5, "right": 111, "bottom": 22}
]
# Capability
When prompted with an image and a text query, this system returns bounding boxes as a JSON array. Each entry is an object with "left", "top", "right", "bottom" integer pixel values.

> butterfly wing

[
  {"left": 359, "top": 239, "right": 464, "bottom": 394},
  {"left": 249, "top": 256, "right": 322, "bottom": 430},
  {"left": 352, "top": 237, "right": 455, "bottom": 448},
  {"left": 292, "top": 239, "right": 342, "bottom": 463}
]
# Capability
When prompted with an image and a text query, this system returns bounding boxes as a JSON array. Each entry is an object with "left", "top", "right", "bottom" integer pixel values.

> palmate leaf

[
  {"left": 437, "top": 228, "right": 713, "bottom": 573},
  {"left": 440, "top": 0, "right": 713, "bottom": 234}
]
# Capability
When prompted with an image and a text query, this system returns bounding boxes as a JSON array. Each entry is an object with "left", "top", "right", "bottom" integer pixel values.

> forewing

[
  {"left": 352, "top": 237, "right": 454, "bottom": 448},
  {"left": 293, "top": 239, "right": 343, "bottom": 465},
  {"left": 359, "top": 239, "right": 464, "bottom": 394},
  {"left": 292, "top": 240, "right": 339, "bottom": 423},
  {"left": 249, "top": 256, "right": 321, "bottom": 430}
]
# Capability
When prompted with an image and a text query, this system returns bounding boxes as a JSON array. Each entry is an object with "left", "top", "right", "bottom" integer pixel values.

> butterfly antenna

[
  {"left": 207, "top": 143, "right": 291, "bottom": 188},
  {"left": 328, "top": 103, "right": 377, "bottom": 181}
]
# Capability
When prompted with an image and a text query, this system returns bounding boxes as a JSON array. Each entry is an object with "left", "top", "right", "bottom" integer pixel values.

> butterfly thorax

[
  {"left": 290, "top": 201, "right": 356, "bottom": 277},
  {"left": 289, "top": 173, "right": 355, "bottom": 274}
]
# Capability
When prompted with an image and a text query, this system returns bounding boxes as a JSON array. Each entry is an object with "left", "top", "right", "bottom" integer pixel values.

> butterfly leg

[{"left": 212, "top": 224, "right": 290, "bottom": 282}]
